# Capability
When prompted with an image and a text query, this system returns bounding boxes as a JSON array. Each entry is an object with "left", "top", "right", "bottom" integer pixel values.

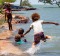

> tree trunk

[{"left": 20, "top": 0, "right": 22, "bottom": 6}]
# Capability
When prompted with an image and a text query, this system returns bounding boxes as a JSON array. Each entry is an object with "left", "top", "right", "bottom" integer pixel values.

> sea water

[
  {"left": 0, "top": 5, "right": 60, "bottom": 56},
  {"left": 13, "top": 5, "right": 60, "bottom": 56}
]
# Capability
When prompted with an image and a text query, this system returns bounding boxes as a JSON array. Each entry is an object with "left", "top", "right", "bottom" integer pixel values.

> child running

[{"left": 24, "top": 13, "right": 59, "bottom": 48}]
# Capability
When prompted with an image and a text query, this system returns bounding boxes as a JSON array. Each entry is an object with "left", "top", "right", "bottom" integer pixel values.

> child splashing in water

[
  {"left": 15, "top": 28, "right": 27, "bottom": 44},
  {"left": 24, "top": 13, "right": 59, "bottom": 48}
]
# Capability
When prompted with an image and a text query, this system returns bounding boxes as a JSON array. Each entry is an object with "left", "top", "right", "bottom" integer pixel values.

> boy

[
  {"left": 15, "top": 28, "right": 27, "bottom": 44},
  {"left": 15, "top": 34, "right": 21, "bottom": 42},
  {"left": 24, "top": 13, "right": 59, "bottom": 47}
]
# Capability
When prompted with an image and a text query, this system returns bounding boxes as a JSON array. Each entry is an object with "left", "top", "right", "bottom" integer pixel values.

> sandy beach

[
  {"left": 0, "top": 40, "right": 23, "bottom": 55},
  {"left": 0, "top": 22, "right": 23, "bottom": 56}
]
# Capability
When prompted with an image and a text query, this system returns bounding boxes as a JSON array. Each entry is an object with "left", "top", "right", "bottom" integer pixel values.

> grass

[{"left": 0, "top": 0, "right": 2, "bottom": 4}]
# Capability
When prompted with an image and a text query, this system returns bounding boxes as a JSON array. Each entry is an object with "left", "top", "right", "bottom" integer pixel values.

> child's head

[
  {"left": 31, "top": 13, "right": 40, "bottom": 22},
  {"left": 15, "top": 34, "right": 21, "bottom": 42},
  {"left": 18, "top": 28, "right": 24, "bottom": 34}
]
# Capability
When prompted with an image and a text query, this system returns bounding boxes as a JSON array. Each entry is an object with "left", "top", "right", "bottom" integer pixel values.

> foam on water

[
  {"left": 25, "top": 43, "right": 41, "bottom": 54},
  {"left": 0, "top": 51, "right": 9, "bottom": 56}
]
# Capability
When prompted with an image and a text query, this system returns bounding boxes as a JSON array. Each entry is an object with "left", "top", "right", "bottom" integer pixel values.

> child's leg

[
  {"left": 42, "top": 35, "right": 52, "bottom": 42},
  {"left": 45, "top": 35, "right": 52, "bottom": 39},
  {"left": 32, "top": 34, "right": 41, "bottom": 48},
  {"left": 32, "top": 40, "right": 40, "bottom": 48},
  {"left": 32, "top": 41, "right": 40, "bottom": 48},
  {"left": 32, "top": 42, "right": 36, "bottom": 48}
]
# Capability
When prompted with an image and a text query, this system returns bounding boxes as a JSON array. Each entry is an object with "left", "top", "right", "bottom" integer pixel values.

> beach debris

[
  {"left": 12, "top": 15, "right": 29, "bottom": 24},
  {"left": 0, "top": 40, "right": 23, "bottom": 55}
]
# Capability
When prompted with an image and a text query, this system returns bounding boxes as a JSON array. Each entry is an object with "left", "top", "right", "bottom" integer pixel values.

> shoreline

[{"left": 0, "top": 18, "right": 23, "bottom": 55}]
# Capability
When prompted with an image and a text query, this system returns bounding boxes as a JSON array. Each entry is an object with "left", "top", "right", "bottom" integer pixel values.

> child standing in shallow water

[
  {"left": 24, "top": 13, "right": 59, "bottom": 48},
  {"left": 15, "top": 28, "right": 27, "bottom": 44}
]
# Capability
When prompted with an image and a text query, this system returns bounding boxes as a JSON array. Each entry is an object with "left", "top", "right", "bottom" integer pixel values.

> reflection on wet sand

[
  {"left": 0, "top": 26, "right": 23, "bottom": 55},
  {"left": 0, "top": 40, "right": 23, "bottom": 55}
]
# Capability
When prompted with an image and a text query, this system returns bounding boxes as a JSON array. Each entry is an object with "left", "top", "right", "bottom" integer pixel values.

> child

[
  {"left": 24, "top": 13, "right": 59, "bottom": 48},
  {"left": 15, "top": 34, "right": 21, "bottom": 42},
  {"left": 5, "top": 4, "right": 13, "bottom": 31},
  {"left": 18, "top": 28, "right": 27, "bottom": 42},
  {"left": 15, "top": 28, "right": 27, "bottom": 44}
]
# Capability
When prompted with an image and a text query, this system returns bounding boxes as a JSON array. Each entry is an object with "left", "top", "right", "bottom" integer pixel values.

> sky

[
  {"left": 26, "top": 0, "right": 60, "bottom": 4},
  {"left": 13, "top": 0, "right": 44, "bottom": 5},
  {"left": 12, "top": 0, "right": 60, "bottom": 6},
  {"left": 29, "top": 0, "right": 44, "bottom": 5}
]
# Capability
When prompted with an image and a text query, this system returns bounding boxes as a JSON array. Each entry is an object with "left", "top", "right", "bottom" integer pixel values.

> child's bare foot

[
  {"left": 32, "top": 45, "right": 36, "bottom": 48},
  {"left": 45, "top": 35, "right": 52, "bottom": 39},
  {"left": 32, "top": 43, "right": 36, "bottom": 48}
]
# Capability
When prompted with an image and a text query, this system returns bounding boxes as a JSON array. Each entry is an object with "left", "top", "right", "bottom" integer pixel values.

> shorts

[{"left": 34, "top": 32, "right": 45, "bottom": 44}]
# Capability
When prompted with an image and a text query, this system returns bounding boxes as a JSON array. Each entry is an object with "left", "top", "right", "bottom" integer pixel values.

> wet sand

[
  {"left": 0, "top": 17, "right": 31, "bottom": 56},
  {"left": 0, "top": 40, "right": 23, "bottom": 55},
  {"left": 0, "top": 30, "right": 13, "bottom": 39},
  {"left": 0, "top": 23, "right": 23, "bottom": 55}
]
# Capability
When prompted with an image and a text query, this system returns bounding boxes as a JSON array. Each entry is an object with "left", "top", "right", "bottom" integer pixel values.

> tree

[
  {"left": 3, "top": 0, "right": 16, "bottom": 3},
  {"left": 38, "top": 0, "right": 60, "bottom": 7},
  {"left": 56, "top": 1, "right": 60, "bottom": 7},
  {"left": 21, "top": 0, "right": 32, "bottom": 7},
  {"left": 20, "top": 0, "right": 22, "bottom": 6}
]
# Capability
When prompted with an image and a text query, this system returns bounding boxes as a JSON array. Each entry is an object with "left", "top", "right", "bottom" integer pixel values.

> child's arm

[
  {"left": 24, "top": 26, "right": 33, "bottom": 36},
  {"left": 42, "top": 21, "right": 59, "bottom": 25}
]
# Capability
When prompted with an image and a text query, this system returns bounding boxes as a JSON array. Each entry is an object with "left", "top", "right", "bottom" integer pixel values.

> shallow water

[{"left": 0, "top": 5, "right": 60, "bottom": 56}]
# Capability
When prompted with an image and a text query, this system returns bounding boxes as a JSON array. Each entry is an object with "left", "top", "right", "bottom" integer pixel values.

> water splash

[
  {"left": 0, "top": 51, "right": 9, "bottom": 56},
  {"left": 25, "top": 43, "right": 41, "bottom": 54}
]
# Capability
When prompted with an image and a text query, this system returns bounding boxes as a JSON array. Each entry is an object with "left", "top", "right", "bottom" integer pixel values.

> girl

[{"left": 5, "top": 4, "right": 12, "bottom": 31}]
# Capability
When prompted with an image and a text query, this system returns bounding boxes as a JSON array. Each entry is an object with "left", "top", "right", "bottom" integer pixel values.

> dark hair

[
  {"left": 18, "top": 28, "right": 24, "bottom": 34},
  {"left": 15, "top": 34, "right": 21, "bottom": 42},
  {"left": 6, "top": 4, "right": 11, "bottom": 12},
  {"left": 31, "top": 13, "right": 40, "bottom": 21}
]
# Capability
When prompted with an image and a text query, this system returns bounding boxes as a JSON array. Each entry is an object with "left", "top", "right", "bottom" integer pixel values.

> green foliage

[
  {"left": 21, "top": 0, "right": 32, "bottom": 7},
  {"left": 0, "top": 9, "right": 2, "bottom": 13},
  {"left": 0, "top": 0, "right": 16, "bottom": 4},
  {"left": 56, "top": 2, "right": 60, "bottom": 7},
  {"left": 0, "top": 0, "right": 2, "bottom": 4},
  {"left": 3, "top": 0, "right": 16, "bottom": 2},
  {"left": 39, "top": 0, "right": 60, "bottom": 7},
  {"left": 45, "top": 0, "right": 51, "bottom": 3}
]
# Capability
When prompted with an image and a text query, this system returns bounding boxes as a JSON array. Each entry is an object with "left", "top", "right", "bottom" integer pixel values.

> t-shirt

[{"left": 30, "top": 20, "right": 44, "bottom": 34}]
